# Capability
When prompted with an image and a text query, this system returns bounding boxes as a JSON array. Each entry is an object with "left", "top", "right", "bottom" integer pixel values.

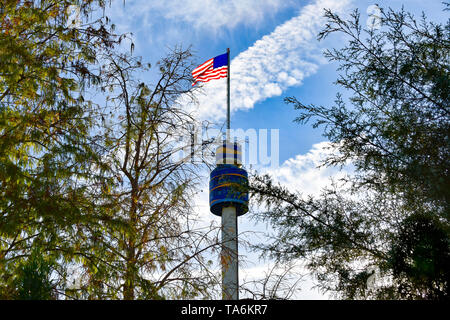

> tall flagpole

[
  {"left": 226, "top": 48, "right": 230, "bottom": 141},
  {"left": 222, "top": 47, "right": 239, "bottom": 300}
]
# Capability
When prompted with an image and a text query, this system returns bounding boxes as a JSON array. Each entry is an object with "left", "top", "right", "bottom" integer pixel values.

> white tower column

[{"left": 221, "top": 206, "right": 238, "bottom": 300}]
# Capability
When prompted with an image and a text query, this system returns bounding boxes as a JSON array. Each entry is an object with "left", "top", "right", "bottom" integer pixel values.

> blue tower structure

[{"left": 209, "top": 141, "right": 248, "bottom": 299}]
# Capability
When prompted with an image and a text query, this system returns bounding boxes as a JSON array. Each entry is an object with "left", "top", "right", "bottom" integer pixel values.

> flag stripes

[
  {"left": 192, "top": 53, "right": 228, "bottom": 86},
  {"left": 192, "top": 66, "right": 227, "bottom": 86},
  {"left": 192, "top": 58, "right": 213, "bottom": 78}
]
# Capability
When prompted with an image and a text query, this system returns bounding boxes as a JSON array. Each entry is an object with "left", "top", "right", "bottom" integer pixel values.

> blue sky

[
  {"left": 103, "top": 0, "right": 448, "bottom": 299},
  {"left": 105, "top": 0, "right": 448, "bottom": 164}
]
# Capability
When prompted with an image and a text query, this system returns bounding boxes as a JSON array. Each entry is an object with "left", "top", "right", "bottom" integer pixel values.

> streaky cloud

[{"left": 188, "top": 0, "right": 352, "bottom": 122}]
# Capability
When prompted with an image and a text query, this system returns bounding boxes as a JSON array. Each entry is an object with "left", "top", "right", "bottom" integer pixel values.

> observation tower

[{"left": 209, "top": 141, "right": 248, "bottom": 300}]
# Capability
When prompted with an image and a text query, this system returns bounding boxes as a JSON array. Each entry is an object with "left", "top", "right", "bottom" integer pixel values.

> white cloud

[
  {"left": 126, "top": 0, "right": 295, "bottom": 31},
  {"left": 189, "top": 0, "right": 352, "bottom": 122},
  {"left": 262, "top": 141, "right": 351, "bottom": 197}
]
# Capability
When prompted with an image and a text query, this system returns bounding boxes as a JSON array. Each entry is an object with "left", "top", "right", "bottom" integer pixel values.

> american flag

[{"left": 192, "top": 52, "right": 228, "bottom": 86}]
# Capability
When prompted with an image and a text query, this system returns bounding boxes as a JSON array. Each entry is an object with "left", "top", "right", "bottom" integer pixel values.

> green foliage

[
  {"left": 290, "top": 6, "right": 449, "bottom": 213},
  {"left": 0, "top": 2, "right": 219, "bottom": 300},
  {"left": 0, "top": 0, "right": 122, "bottom": 298},
  {"left": 13, "top": 248, "right": 55, "bottom": 300},
  {"left": 61, "top": 48, "right": 220, "bottom": 300},
  {"left": 252, "top": 5, "right": 449, "bottom": 299},
  {"left": 388, "top": 213, "right": 450, "bottom": 299}
]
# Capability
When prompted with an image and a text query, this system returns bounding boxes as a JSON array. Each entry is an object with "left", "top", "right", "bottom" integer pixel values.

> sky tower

[
  {"left": 209, "top": 140, "right": 248, "bottom": 300},
  {"left": 200, "top": 48, "right": 248, "bottom": 300}
]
